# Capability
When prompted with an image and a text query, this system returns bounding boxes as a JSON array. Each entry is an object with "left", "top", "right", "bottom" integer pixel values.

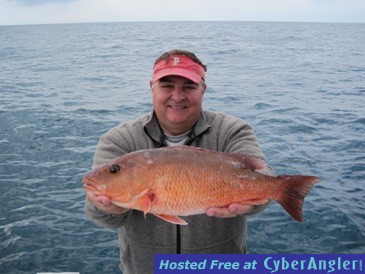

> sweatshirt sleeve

[
  {"left": 84, "top": 128, "right": 132, "bottom": 230},
  {"left": 84, "top": 199, "right": 129, "bottom": 230}
]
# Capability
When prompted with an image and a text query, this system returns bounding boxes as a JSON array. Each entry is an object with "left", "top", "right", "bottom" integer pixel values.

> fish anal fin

[
  {"left": 239, "top": 198, "right": 269, "bottom": 205},
  {"left": 153, "top": 214, "right": 188, "bottom": 225}
]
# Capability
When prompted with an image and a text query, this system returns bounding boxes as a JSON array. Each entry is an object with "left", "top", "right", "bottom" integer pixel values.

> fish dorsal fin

[
  {"left": 164, "top": 145, "right": 208, "bottom": 152},
  {"left": 164, "top": 146, "right": 266, "bottom": 171},
  {"left": 231, "top": 153, "right": 266, "bottom": 171}
]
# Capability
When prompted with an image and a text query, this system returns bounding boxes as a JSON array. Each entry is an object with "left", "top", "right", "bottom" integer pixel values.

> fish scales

[
  {"left": 83, "top": 146, "right": 320, "bottom": 225},
  {"left": 143, "top": 148, "right": 259, "bottom": 214}
]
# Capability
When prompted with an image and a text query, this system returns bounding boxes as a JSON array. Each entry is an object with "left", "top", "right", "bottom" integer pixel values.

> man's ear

[
  {"left": 202, "top": 82, "right": 207, "bottom": 95},
  {"left": 150, "top": 80, "right": 156, "bottom": 93}
]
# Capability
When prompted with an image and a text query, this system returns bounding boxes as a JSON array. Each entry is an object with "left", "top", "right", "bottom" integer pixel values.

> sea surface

[{"left": 0, "top": 21, "right": 364, "bottom": 273}]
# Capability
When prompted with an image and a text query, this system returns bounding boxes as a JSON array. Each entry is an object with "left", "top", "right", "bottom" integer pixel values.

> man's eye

[
  {"left": 183, "top": 85, "right": 198, "bottom": 91},
  {"left": 160, "top": 83, "right": 174, "bottom": 89}
]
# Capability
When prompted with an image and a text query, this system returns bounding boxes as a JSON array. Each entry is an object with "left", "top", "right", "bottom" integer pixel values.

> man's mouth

[{"left": 168, "top": 105, "right": 187, "bottom": 109}]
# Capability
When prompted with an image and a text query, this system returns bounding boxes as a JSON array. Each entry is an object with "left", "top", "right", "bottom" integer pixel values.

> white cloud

[{"left": 0, "top": 0, "right": 364, "bottom": 25}]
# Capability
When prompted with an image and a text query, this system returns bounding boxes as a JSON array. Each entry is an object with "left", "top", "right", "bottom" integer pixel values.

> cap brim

[{"left": 152, "top": 68, "right": 202, "bottom": 83}]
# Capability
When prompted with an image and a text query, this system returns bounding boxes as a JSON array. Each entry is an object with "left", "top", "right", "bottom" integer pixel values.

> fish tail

[{"left": 276, "top": 175, "right": 320, "bottom": 222}]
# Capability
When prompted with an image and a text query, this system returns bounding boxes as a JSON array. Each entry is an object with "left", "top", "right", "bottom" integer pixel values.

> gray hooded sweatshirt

[{"left": 85, "top": 110, "right": 272, "bottom": 274}]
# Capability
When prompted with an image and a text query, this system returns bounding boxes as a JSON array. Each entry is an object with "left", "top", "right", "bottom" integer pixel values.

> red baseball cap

[{"left": 152, "top": 55, "right": 206, "bottom": 84}]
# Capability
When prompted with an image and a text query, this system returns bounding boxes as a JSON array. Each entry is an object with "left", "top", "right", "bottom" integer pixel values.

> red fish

[{"left": 83, "top": 146, "right": 319, "bottom": 225}]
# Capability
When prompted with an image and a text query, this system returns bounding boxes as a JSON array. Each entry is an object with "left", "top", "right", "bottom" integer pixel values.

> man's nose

[{"left": 170, "top": 87, "right": 185, "bottom": 102}]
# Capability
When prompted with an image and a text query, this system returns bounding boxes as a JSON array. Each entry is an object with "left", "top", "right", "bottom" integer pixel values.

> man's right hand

[{"left": 86, "top": 190, "right": 129, "bottom": 215}]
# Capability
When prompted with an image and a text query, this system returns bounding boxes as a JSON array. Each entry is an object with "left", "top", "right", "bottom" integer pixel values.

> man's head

[
  {"left": 150, "top": 50, "right": 207, "bottom": 136},
  {"left": 151, "top": 49, "right": 207, "bottom": 84}
]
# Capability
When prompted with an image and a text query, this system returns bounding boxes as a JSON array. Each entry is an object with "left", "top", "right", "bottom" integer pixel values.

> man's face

[{"left": 150, "top": 76, "right": 206, "bottom": 136}]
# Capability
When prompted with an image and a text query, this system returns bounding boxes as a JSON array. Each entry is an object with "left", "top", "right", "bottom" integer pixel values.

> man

[{"left": 85, "top": 49, "right": 272, "bottom": 274}]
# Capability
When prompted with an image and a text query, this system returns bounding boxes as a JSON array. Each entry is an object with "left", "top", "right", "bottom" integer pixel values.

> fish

[{"left": 83, "top": 146, "right": 320, "bottom": 225}]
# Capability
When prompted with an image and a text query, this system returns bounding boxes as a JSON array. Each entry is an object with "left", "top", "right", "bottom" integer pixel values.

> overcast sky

[{"left": 1, "top": 0, "right": 364, "bottom": 26}]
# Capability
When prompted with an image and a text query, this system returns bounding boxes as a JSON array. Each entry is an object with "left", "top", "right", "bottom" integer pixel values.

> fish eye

[{"left": 109, "top": 164, "right": 120, "bottom": 174}]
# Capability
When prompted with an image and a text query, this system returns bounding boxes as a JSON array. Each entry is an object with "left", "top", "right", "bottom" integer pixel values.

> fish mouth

[{"left": 82, "top": 176, "right": 101, "bottom": 193}]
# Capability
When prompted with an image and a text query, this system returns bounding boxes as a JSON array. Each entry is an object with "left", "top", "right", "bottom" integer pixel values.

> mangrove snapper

[{"left": 83, "top": 146, "right": 319, "bottom": 225}]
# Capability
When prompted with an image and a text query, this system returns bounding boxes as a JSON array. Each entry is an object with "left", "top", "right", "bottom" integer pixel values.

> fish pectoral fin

[
  {"left": 239, "top": 198, "right": 270, "bottom": 205},
  {"left": 138, "top": 192, "right": 154, "bottom": 217},
  {"left": 112, "top": 191, "right": 155, "bottom": 217},
  {"left": 153, "top": 214, "right": 188, "bottom": 225}
]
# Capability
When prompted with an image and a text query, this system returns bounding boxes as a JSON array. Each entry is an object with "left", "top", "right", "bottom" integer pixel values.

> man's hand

[
  {"left": 206, "top": 200, "right": 269, "bottom": 218},
  {"left": 86, "top": 189, "right": 129, "bottom": 215}
]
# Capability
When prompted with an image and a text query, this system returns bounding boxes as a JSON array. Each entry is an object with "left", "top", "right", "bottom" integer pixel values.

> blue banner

[{"left": 154, "top": 254, "right": 364, "bottom": 274}]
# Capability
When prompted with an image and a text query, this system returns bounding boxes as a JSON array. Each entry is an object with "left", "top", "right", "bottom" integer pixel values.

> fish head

[{"left": 82, "top": 154, "right": 153, "bottom": 204}]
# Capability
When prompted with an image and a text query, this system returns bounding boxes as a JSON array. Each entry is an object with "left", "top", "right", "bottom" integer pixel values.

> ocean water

[{"left": 0, "top": 21, "right": 364, "bottom": 273}]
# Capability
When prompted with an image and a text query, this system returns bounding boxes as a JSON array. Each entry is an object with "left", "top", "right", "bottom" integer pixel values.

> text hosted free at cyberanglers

[{"left": 154, "top": 254, "right": 364, "bottom": 273}]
